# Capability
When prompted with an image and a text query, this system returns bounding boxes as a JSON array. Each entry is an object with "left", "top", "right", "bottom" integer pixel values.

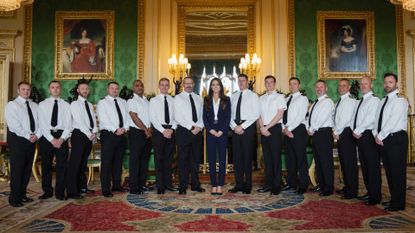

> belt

[
  {"left": 162, "top": 124, "right": 172, "bottom": 129},
  {"left": 234, "top": 120, "right": 246, "bottom": 125},
  {"left": 50, "top": 129, "right": 63, "bottom": 139},
  {"left": 389, "top": 130, "right": 405, "bottom": 137}
]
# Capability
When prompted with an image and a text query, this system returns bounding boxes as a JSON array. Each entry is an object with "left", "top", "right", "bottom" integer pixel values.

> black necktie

[
  {"left": 85, "top": 100, "right": 94, "bottom": 129},
  {"left": 235, "top": 92, "right": 242, "bottom": 124},
  {"left": 308, "top": 99, "right": 319, "bottom": 127},
  {"left": 283, "top": 95, "right": 293, "bottom": 125},
  {"left": 353, "top": 98, "right": 364, "bottom": 130},
  {"left": 333, "top": 98, "right": 341, "bottom": 124},
  {"left": 189, "top": 94, "right": 197, "bottom": 123},
  {"left": 51, "top": 99, "right": 58, "bottom": 127},
  {"left": 164, "top": 96, "right": 170, "bottom": 124},
  {"left": 377, "top": 96, "right": 389, "bottom": 132},
  {"left": 26, "top": 101, "right": 35, "bottom": 133},
  {"left": 114, "top": 99, "right": 124, "bottom": 128}
]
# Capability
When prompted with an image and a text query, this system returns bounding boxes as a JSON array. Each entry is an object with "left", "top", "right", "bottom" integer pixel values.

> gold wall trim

[
  {"left": 396, "top": 5, "right": 406, "bottom": 96},
  {"left": 137, "top": 0, "right": 145, "bottom": 80},
  {"left": 23, "top": 4, "right": 32, "bottom": 83},
  {"left": 287, "top": 0, "right": 295, "bottom": 77}
]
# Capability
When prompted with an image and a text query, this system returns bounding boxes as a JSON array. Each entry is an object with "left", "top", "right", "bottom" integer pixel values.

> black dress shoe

[
  {"left": 243, "top": 189, "right": 251, "bottom": 194},
  {"left": 55, "top": 195, "right": 66, "bottom": 201},
  {"left": 282, "top": 185, "right": 295, "bottom": 191},
  {"left": 270, "top": 190, "right": 281, "bottom": 195},
  {"left": 319, "top": 191, "right": 333, "bottom": 196},
  {"left": 102, "top": 191, "right": 113, "bottom": 197},
  {"left": 228, "top": 187, "right": 242, "bottom": 193},
  {"left": 130, "top": 190, "right": 144, "bottom": 195},
  {"left": 381, "top": 201, "right": 391, "bottom": 206},
  {"left": 365, "top": 199, "right": 380, "bottom": 205},
  {"left": 384, "top": 206, "right": 405, "bottom": 211},
  {"left": 80, "top": 188, "right": 95, "bottom": 194},
  {"left": 142, "top": 185, "right": 154, "bottom": 191},
  {"left": 67, "top": 194, "right": 84, "bottom": 200},
  {"left": 9, "top": 201, "right": 23, "bottom": 207},
  {"left": 296, "top": 188, "right": 307, "bottom": 194},
  {"left": 21, "top": 196, "right": 34, "bottom": 203},
  {"left": 112, "top": 187, "right": 128, "bottom": 192},
  {"left": 341, "top": 194, "right": 356, "bottom": 200},
  {"left": 157, "top": 189, "right": 165, "bottom": 194},
  {"left": 178, "top": 189, "right": 186, "bottom": 195},
  {"left": 165, "top": 186, "right": 178, "bottom": 191},
  {"left": 335, "top": 188, "right": 345, "bottom": 194},
  {"left": 191, "top": 187, "right": 205, "bottom": 192},
  {"left": 39, "top": 193, "right": 53, "bottom": 200},
  {"left": 309, "top": 186, "right": 321, "bottom": 192},
  {"left": 257, "top": 187, "right": 271, "bottom": 193},
  {"left": 357, "top": 193, "right": 369, "bottom": 201}
]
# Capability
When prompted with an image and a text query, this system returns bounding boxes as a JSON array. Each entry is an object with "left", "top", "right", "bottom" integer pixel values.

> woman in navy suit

[{"left": 203, "top": 78, "right": 231, "bottom": 195}]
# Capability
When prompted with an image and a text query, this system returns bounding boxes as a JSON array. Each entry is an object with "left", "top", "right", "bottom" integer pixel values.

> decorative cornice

[{"left": 23, "top": 4, "right": 32, "bottom": 83}]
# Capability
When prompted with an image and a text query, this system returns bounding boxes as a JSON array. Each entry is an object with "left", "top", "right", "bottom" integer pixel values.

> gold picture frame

[
  {"left": 54, "top": 11, "right": 114, "bottom": 80},
  {"left": 317, "top": 11, "right": 375, "bottom": 79}
]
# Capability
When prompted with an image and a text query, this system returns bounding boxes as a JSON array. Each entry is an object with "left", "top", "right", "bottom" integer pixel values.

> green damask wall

[
  {"left": 31, "top": 0, "right": 138, "bottom": 103},
  {"left": 295, "top": 0, "right": 397, "bottom": 100}
]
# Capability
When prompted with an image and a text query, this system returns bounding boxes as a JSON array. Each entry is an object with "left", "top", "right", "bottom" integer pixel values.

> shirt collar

[
  {"left": 317, "top": 94, "right": 327, "bottom": 101},
  {"left": 340, "top": 92, "right": 350, "bottom": 99},
  {"left": 362, "top": 91, "right": 373, "bottom": 99},
  {"left": 49, "top": 96, "right": 61, "bottom": 102},
  {"left": 133, "top": 93, "right": 145, "bottom": 100},
  {"left": 387, "top": 89, "right": 398, "bottom": 98},
  {"left": 266, "top": 90, "right": 276, "bottom": 96},
  {"left": 17, "top": 96, "right": 28, "bottom": 103},
  {"left": 77, "top": 95, "right": 86, "bottom": 102},
  {"left": 106, "top": 95, "right": 116, "bottom": 101},
  {"left": 291, "top": 91, "right": 301, "bottom": 98}
]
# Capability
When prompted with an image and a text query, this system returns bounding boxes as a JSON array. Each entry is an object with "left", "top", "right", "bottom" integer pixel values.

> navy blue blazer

[{"left": 203, "top": 97, "right": 231, "bottom": 133}]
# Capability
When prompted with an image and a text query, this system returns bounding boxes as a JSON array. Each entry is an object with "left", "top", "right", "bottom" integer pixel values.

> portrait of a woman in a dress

[{"left": 71, "top": 28, "right": 97, "bottom": 73}]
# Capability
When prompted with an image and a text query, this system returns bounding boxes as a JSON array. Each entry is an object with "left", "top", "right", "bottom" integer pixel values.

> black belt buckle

[{"left": 50, "top": 129, "right": 63, "bottom": 139}]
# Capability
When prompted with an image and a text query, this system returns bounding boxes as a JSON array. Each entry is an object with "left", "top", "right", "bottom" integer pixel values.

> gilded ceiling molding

[
  {"left": 395, "top": 5, "right": 406, "bottom": 96},
  {"left": 287, "top": 0, "right": 295, "bottom": 77},
  {"left": 137, "top": 0, "right": 145, "bottom": 80},
  {"left": 23, "top": 4, "right": 32, "bottom": 83}
]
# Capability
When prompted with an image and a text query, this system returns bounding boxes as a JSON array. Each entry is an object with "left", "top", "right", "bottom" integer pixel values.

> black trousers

[
  {"left": 284, "top": 124, "right": 310, "bottom": 189},
  {"left": 7, "top": 131, "right": 36, "bottom": 203},
  {"left": 357, "top": 130, "right": 382, "bottom": 201},
  {"left": 152, "top": 128, "right": 175, "bottom": 190},
  {"left": 311, "top": 127, "right": 334, "bottom": 193},
  {"left": 337, "top": 127, "right": 358, "bottom": 196},
  {"left": 232, "top": 124, "right": 256, "bottom": 190},
  {"left": 380, "top": 130, "right": 408, "bottom": 209},
  {"left": 176, "top": 126, "right": 203, "bottom": 190},
  {"left": 67, "top": 129, "right": 92, "bottom": 195},
  {"left": 128, "top": 128, "right": 151, "bottom": 192},
  {"left": 100, "top": 130, "right": 126, "bottom": 192},
  {"left": 261, "top": 124, "right": 282, "bottom": 192},
  {"left": 356, "top": 130, "right": 381, "bottom": 201},
  {"left": 39, "top": 133, "right": 68, "bottom": 197}
]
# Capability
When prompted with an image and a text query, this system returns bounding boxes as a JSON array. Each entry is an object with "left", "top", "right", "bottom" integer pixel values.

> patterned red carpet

[{"left": 1, "top": 170, "right": 415, "bottom": 232}]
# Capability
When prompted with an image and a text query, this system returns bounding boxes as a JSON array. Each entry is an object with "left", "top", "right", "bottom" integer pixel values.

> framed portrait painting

[
  {"left": 54, "top": 11, "right": 114, "bottom": 79},
  {"left": 317, "top": 11, "right": 375, "bottom": 79}
]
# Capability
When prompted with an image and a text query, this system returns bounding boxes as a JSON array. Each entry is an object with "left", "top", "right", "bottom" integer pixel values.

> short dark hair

[
  {"left": 107, "top": 81, "right": 119, "bottom": 87},
  {"left": 316, "top": 79, "right": 327, "bottom": 85},
  {"left": 159, "top": 77, "right": 170, "bottom": 84},
  {"left": 48, "top": 80, "right": 61, "bottom": 87},
  {"left": 264, "top": 75, "right": 276, "bottom": 82},
  {"left": 339, "top": 78, "right": 350, "bottom": 84},
  {"left": 289, "top": 77, "right": 300, "bottom": 84},
  {"left": 183, "top": 77, "right": 194, "bottom": 83},
  {"left": 133, "top": 80, "right": 143, "bottom": 86},
  {"left": 238, "top": 73, "right": 249, "bottom": 81},
  {"left": 17, "top": 81, "right": 31, "bottom": 88},
  {"left": 384, "top": 72, "right": 398, "bottom": 82}
]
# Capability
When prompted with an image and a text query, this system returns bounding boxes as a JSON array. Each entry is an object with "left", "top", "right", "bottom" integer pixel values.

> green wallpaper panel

[
  {"left": 31, "top": 0, "right": 138, "bottom": 103},
  {"left": 295, "top": 0, "right": 397, "bottom": 101}
]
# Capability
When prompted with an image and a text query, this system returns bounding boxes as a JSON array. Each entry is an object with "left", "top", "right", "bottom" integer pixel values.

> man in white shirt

[
  {"left": 229, "top": 74, "right": 259, "bottom": 194},
  {"left": 332, "top": 79, "right": 358, "bottom": 199},
  {"left": 38, "top": 81, "right": 72, "bottom": 200},
  {"left": 373, "top": 73, "right": 409, "bottom": 211},
  {"left": 97, "top": 81, "right": 129, "bottom": 197},
  {"left": 127, "top": 80, "right": 152, "bottom": 195},
  {"left": 352, "top": 76, "right": 381, "bottom": 205},
  {"left": 307, "top": 80, "right": 334, "bottom": 196},
  {"left": 150, "top": 78, "right": 177, "bottom": 194},
  {"left": 5, "top": 81, "right": 42, "bottom": 207},
  {"left": 174, "top": 77, "right": 204, "bottom": 194},
  {"left": 282, "top": 77, "right": 310, "bottom": 194},
  {"left": 257, "top": 75, "right": 286, "bottom": 195},
  {"left": 67, "top": 80, "right": 98, "bottom": 199}
]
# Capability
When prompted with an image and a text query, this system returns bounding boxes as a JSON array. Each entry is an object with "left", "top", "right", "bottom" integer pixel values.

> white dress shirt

[
  {"left": 372, "top": 89, "right": 408, "bottom": 141},
  {"left": 174, "top": 92, "right": 204, "bottom": 130},
  {"left": 97, "top": 95, "right": 129, "bottom": 132},
  {"left": 5, "top": 96, "right": 42, "bottom": 140},
  {"left": 282, "top": 91, "right": 309, "bottom": 131},
  {"left": 333, "top": 92, "right": 357, "bottom": 136},
  {"left": 128, "top": 93, "right": 151, "bottom": 130},
  {"left": 38, "top": 97, "right": 72, "bottom": 141},
  {"left": 259, "top": 91, "right": 286, "bottom": 125},
  {"left": 352, "top": 91, "right": 380, "bottom": 136},
  {"left": 70, "top": 96, "right": 98, "bottom": 139},
  {"left": 307, "top": 94, "right": 334, "bottom": 133},
  {"left": 149, "top": 94, "right": 177, "bottom": 133},
  {"left": 213, "top": 98, "right": 221, "bottom": 121},
  {"left": 230, "top": 89, "right": 259, "bottom": 130}
]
